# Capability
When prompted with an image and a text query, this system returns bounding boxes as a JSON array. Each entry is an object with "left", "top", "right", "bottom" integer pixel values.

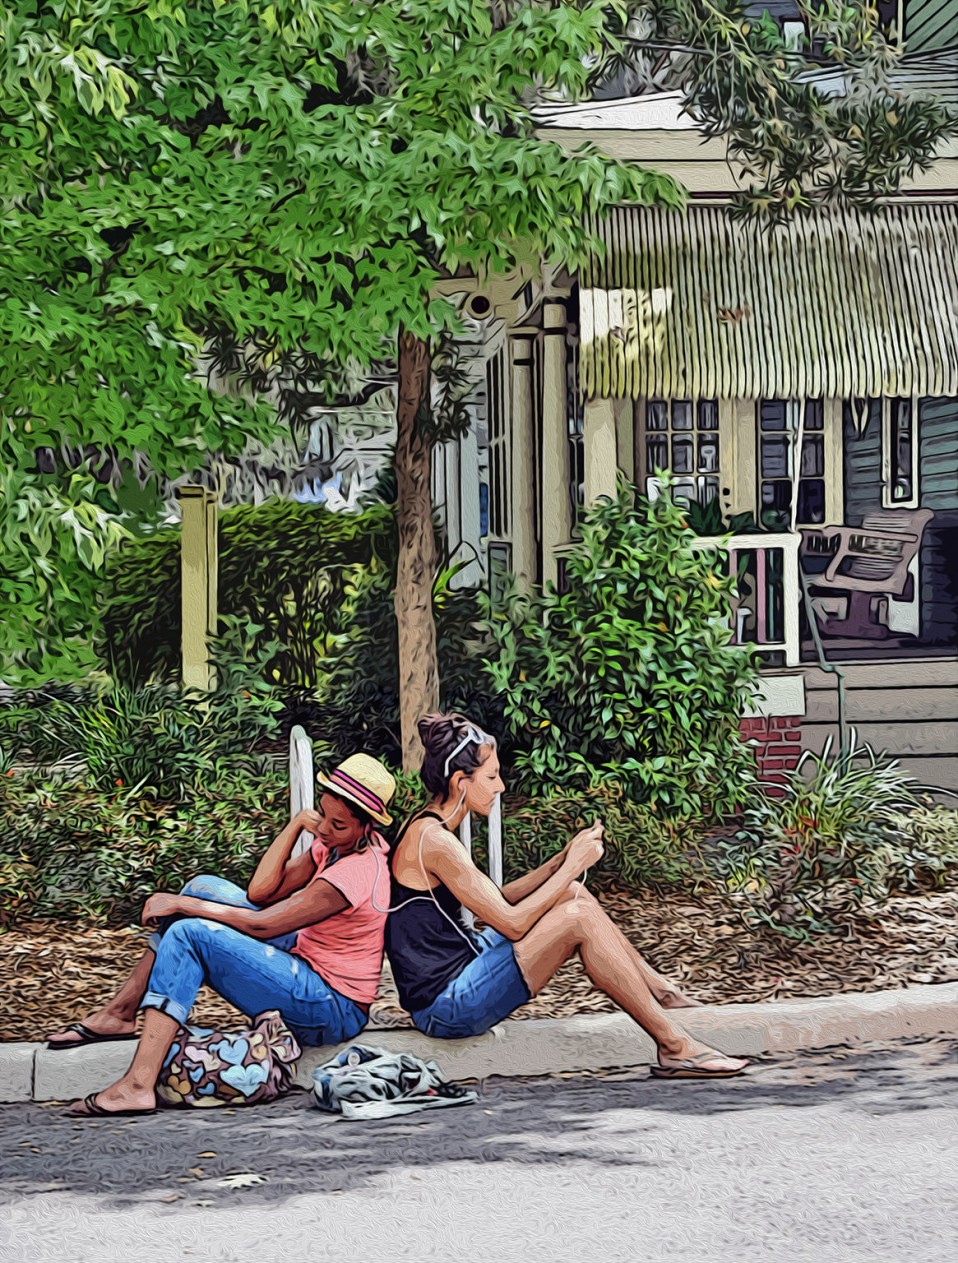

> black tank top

[{"left": 385, "top": 811, "right": 480, "bottom": 1013}]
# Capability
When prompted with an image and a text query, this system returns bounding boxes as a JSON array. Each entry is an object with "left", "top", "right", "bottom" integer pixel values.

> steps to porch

[{"left": 800, "top": 657, "right": 958, "bottom": 792}]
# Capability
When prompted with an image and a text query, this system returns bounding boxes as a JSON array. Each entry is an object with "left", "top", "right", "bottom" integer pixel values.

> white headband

[{"left": 443, "top": 725, "right": 488, "bottom": 781}]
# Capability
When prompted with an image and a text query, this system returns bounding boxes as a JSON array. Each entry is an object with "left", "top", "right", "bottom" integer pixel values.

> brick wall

[{"left": 740, "top": 716, "right": 804, "bottom": 794}]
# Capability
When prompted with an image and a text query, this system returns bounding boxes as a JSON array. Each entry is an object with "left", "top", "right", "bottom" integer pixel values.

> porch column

[
  {"left": 177, "top": 485, "right": 218, "bottom": 692},
  {"left": 583, "top": 397, "right": 618, "bottom": 505},
  {"left": 509, "top": 328, "right": 537, "bottom": 589},
  {"left": 540, "top": 300, "right": 572, "bottom": 589}
]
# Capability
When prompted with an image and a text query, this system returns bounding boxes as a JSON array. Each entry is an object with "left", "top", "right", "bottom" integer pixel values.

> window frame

[
  {"left": 641, "top": 397, "right": 721, "bottom": 508},
  {"left": 881, "top": 396, "right": 920, "bottom": 510},
  {"left": 756, "top": 398, "right": 829, "bottom": 530}
]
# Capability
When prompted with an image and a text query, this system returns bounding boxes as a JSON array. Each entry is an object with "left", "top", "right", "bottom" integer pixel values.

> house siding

[
  {"left": 843, "top": 398, "right": 957, "bottom": 648},
  {"left": 904, "top": 0, "right": 958, "bottom": 55},
  {"left": 919, "top": 396, "right": 958, "bottom": 648}
]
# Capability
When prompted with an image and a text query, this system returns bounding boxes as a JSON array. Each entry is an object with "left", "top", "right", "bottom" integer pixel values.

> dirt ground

[{"left": 3, "top": 884, "right": 956, "bottom": 1042}]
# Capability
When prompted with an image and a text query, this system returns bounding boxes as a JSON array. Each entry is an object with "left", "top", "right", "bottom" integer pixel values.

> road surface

[{"left": 1, "top": 1038, "right": 955, "bottom": 1262}]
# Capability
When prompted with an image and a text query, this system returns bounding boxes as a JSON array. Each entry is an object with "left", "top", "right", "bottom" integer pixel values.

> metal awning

[{"left": 579, "top": 202, "right": 958, "bottom": 401}]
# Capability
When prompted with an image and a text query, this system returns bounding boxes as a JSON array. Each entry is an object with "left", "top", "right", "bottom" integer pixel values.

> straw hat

[{"left": 316, "top": 754, "right": 396, "bottom": 827}]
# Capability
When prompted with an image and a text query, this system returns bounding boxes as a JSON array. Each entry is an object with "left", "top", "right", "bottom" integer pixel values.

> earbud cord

[{"left": 369, "top": 790, "right": 481, "bottom": 956}]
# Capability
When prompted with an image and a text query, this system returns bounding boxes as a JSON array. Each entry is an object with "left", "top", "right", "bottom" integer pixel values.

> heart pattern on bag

[{"left": 155, "top": 1012, "right": 301, "bottom": 1109}]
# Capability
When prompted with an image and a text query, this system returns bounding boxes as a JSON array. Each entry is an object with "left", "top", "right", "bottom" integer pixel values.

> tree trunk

[{"left": 394, "top": 328, "right": 439, "bottom": 772}]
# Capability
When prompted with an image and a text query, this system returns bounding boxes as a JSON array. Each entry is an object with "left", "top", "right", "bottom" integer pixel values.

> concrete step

[
  {"left": 804, "top": 685, "right": 958, "bottom": 724},
  {"left": 803, "top": 659, "right": 958, "bottom": 692}
]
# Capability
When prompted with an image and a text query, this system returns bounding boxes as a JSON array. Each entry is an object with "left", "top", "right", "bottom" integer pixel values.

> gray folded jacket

[{"left": 312, "top": 1043, "right": 479, "bottom": 1120}]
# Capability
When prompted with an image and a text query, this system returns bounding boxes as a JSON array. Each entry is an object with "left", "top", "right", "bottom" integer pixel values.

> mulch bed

[{"left": 2, "top": 885, "right": 957, "bottom": 1043}]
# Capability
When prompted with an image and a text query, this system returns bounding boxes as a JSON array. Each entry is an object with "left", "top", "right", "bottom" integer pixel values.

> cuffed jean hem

[{"left": 140, "top": 991, "right": 191, "bottom": 1026}]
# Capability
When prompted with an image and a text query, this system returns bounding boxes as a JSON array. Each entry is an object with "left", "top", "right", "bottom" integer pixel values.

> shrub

[
  {"left": 498, "top": 786, "right": 704, "bottom": 890},
  {"left": 712, "top": 738, "right": 948, "bottom": 936},
  {"left": 312, "top": 563, "right": 499, "bottom": 767},
  {"left": 485, "top": 484, "right": 760, "bottom": 820},
  {"left": 0, "top": 767, "right": 289, "bottom": 926},
  {"left": 98, "top": 499, "right": 396, "bottom": 688},
  {"left": 1, "top": 628, "right": 284, "bottom": 801}
]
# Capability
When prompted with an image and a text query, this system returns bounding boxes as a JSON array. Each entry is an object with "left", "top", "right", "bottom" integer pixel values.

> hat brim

[{"left": 316, "top": 773, "right": 393, "bottom": 827}]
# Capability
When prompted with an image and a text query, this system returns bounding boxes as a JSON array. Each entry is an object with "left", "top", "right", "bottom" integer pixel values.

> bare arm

[
  {"left": 423, "top": 824, "right": 603, "bottom": 942},
  {"left": 247, "top": 810, "right": 318, "bottom": 905},
  {"left": 500, "top": 850, "right": 566, "bottom": 903},
  {"left": 143, "top": 880, "right": 349, "bottom": 940}
]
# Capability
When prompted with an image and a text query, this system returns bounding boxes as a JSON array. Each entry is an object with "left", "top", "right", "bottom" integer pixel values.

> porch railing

[{"left": 695, "top": 531, "right": 801, "bottom": 667}]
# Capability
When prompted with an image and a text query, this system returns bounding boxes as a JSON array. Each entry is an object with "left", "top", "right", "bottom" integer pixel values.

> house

[{"left": 442, "top": 3, "right": 958, "bottom": 790}]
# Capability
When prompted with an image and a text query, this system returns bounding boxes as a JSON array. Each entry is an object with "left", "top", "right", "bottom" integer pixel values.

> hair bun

[{"left": 417, "top": 713, "right": 451, "bottom": 748}]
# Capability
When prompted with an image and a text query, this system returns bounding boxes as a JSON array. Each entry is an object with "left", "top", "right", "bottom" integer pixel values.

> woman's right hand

[
  {"left": 565, "top": 822, "right": 604, "bottom": 877},
  {"left": 296, "top": 808, "right": 323, "bottom": 835}
]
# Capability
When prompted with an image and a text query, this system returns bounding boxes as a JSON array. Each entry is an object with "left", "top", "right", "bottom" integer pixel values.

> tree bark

[{"left": 394, "top": 328, "right": 439, "bottom": 772}]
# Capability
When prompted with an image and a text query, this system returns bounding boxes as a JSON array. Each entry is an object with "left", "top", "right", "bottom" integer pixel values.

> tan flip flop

[{"left": 650, "top": 1051, "right": 748, "bottom": 1080}]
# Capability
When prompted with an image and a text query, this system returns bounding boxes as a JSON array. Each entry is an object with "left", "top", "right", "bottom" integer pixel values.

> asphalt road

[{"left": 1, "top": 1038, "right": 956, "bottom": 1263}]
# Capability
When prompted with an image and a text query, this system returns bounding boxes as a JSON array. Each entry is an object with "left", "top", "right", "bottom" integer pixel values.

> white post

[
  {"left": 782, "top": 534, "right": 801, "bottom": 667},
  {"left": 458, "top": 812, "right": 475, "bottom": 929},
  {"left": 289, "top": 725, "right": 315, "bottom": 857},
  {"left": 541, "top": 301, "right": 572, "bottom": 588},
  {"left": 488, "top": 794, "right": 503, "bottom": 888}
]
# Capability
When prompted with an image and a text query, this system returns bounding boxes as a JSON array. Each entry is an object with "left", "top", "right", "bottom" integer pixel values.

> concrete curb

[{"left": 3, "top": 981, "right": 955, "bottom": 1104}]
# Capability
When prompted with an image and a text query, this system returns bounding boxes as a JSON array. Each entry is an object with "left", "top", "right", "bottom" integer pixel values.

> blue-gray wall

[{"left": 843, "top": 397, "right": 958, "bottom": 648}]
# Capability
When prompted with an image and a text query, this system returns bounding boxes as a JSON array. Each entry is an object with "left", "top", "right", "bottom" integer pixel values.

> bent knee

[
  {"left": 161, "top": 916, "right": 223, "bottom": 946},
  {"left": 558, "top": 890, "right": 600, "bottom": 930},
  {"left": 179, "top": 874, "right": 228, "bottom": 900}
]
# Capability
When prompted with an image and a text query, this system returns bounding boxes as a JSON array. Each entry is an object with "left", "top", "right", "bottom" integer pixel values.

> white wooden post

[
  {"left": 488, "top": 794, "right": 503, "bottom": 888},
  {"left": 289, "top": 725, "right": 314, "bottom": 857},
  {"left": 781, "top": 533, "right": 801, "bottom": 667},
  {"left": 457, "top": 810, "right": 472, "bottom": 859}
]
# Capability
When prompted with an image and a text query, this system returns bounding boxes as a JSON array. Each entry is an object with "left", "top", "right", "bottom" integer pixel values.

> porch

[{"left": 560, "top": 201, "right": 958, "bottom": 784}]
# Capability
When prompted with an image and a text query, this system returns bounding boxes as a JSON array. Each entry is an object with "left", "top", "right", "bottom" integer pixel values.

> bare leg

[
  {"left": 46, "top": 948, "right": 155, "bottom": 1046},
  {"left": 67, "top": 1008, "right": 178, "bottom": 1115},
  {"left": 553, "top": 886, "right": 700, "bottom": 1009},
  {"left": 514, "top": 889, "right": 745, "bottom": 1072}
]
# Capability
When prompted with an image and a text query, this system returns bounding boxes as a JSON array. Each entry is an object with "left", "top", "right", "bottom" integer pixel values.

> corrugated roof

[{"left": 580, "top": 203, "right": 958, "bottom": 401}]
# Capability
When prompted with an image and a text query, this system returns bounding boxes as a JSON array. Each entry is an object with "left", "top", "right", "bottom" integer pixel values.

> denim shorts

[{"left": 410, "top": 927, "right": 531, "bottom": 1039}]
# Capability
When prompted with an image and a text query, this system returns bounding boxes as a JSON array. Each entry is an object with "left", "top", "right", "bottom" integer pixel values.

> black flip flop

[
  {"left": 68, "top": 1093, "right": 157, "bottom": 1118},
  {"left": 47, "top": 1022, "right": 139, "bottom": 1051}
]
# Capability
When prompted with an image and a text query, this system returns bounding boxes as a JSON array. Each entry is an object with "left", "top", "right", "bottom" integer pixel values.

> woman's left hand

[{"left": 141, "top": 892, "right": 182, "bottom": 927}]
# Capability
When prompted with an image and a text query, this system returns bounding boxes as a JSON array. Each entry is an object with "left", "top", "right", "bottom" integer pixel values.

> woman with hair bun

[{"left": 385, "top": 714, "right": 747, "bottom": 1079}]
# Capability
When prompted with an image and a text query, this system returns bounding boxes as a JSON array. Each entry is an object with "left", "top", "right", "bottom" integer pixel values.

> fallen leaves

[{"left": 2, "top": 886, "right": 957, "bottom": 1040}]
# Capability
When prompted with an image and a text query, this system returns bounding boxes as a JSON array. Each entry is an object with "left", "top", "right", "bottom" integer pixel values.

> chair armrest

[
  {"left": 799, "top": 527, "right": 841, "bottom": 557},
  {"left": 823, "top": 526, "right": 917, "bottom": 590}
]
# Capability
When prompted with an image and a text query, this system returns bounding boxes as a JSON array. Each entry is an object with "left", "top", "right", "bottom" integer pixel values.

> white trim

[
  {"left": 532, "top": 92, "right": 698, "bottom": 132},
  {"left": 881, "top": 396, "right": 921, "bottom": 509},
  {"left": 289, "top": 725, "right": 315, "bottom": 858}
]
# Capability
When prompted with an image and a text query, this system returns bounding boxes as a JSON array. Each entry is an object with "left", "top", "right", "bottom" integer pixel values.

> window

[
  {"left": 644, "top": 398, "right": 720, "bottom": 506},
  {"left": 758, "top": 399, "right": 825, "bottom": 528},
  {"left": 882, "top": 397, "right": 918, "bottom": 508}
]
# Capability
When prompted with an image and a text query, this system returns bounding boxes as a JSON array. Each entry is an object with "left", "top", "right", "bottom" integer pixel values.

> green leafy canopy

[{"left": 0, "top": 0, "right": 679, "bottom": 679}]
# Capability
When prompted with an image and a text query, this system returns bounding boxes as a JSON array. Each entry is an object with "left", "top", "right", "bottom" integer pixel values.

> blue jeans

[
  {"left": 141, "top": 875, "right": 367, "bottom": 1047},
  {"left": 410, "top": 927, "right": 531, "bottom": 1039}
]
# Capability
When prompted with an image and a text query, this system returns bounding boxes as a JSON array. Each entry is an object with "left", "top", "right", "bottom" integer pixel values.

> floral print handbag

[{"left": 157, "top": 1010, "right": 302, "bottom": 1108}]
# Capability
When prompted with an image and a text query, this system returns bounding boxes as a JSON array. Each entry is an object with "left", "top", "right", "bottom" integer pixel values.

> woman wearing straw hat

[{"left": 52, "top": 754, "right": 396, "bottom": 1118}]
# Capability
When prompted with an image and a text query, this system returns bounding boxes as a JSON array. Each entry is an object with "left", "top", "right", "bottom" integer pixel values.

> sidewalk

[{"left": 2, "top": 981, "right": 955, "bottom": 1103}]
